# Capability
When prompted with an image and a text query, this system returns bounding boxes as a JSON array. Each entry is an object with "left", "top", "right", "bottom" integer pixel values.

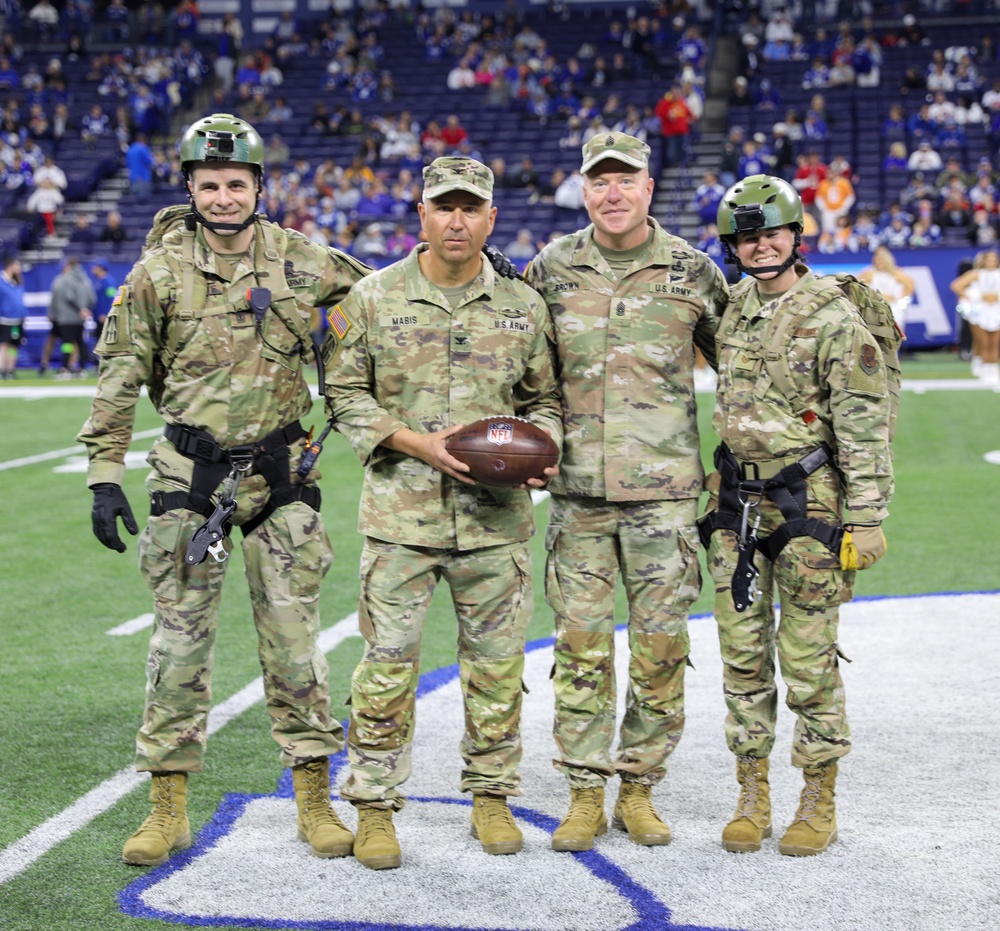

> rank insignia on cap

[
  {"left": 111, "top": 285, "right": 125, "bottom": 306},
  {"left": 327, "top": 304, "right": 351, "bottom": 339}
]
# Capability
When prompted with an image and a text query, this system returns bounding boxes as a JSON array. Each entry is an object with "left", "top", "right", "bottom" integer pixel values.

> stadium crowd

[{"left": 0, "top": 1, "right": 997, "bottom": 266}]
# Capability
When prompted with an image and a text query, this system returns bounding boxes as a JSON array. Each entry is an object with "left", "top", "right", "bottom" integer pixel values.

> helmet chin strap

[{"left": 188, "top": 204, "right": 258, "bottom": 235}]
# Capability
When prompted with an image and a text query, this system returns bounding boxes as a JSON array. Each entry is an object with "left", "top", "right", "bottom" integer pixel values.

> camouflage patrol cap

[
  {"left": 580, "top": 131, "right": 650, "bottom": 174},
  {"left": 422, "top": 157, "right": 494, "bottom": 201}
]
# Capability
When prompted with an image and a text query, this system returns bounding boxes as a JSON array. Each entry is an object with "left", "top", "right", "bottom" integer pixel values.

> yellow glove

[{"left": 840, "top": 523, "right": 887, "bottom": 570}]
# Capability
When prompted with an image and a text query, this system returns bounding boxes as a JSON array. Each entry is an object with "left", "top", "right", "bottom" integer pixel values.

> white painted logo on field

[{"left": 118, "top": 592, "right": 1000, "bottom": 931}]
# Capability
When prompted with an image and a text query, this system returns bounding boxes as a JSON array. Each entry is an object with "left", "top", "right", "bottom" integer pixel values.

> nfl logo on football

[{"left": 487, "top": 422, "right": 513, "bottom": 446}]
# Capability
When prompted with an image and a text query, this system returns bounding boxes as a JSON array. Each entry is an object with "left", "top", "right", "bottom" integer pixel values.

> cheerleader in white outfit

[
  {"left": 860, "top": 245, "right": 915, "bottom": 331},
  {"left": 951, "top": 249, "right": 1000, "bottom": 383}
]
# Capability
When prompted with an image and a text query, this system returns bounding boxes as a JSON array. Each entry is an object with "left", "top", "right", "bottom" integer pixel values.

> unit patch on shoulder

[
  {"left": 860, "top": 343, "right": 879, "bottom": 375},
  {"left": 327, "top": 304, "right": 351, "bottom": 339}
]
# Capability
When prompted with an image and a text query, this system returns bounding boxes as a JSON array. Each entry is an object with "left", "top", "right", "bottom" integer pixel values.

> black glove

[
  {"left": 483, "top": 243, "right": 523, "bottom": 281},
  {"left": 91, "top": 483, "right": 139, "bottom": 553}
]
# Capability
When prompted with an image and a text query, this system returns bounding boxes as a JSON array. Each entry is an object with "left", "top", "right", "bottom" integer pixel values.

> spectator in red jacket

[
  {"left": 653, "top": 85, "right": 693, "bottom": 173},
  {"left": 440, "top": 114, "right": 469, "bottom": 148},
  {"left": 792, "top": 149, "right": 828, "bottom": 223}
]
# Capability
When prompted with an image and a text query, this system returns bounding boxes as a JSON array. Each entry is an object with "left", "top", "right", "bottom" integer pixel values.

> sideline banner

[
  {"left": 19, "top": 259, "right": 134, "bottom": 369},
  {"left": 809, "top": 248, "right": 972, "bottom": 350}
]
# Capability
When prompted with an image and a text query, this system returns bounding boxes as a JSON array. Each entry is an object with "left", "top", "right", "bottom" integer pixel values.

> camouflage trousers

[
  {"left": 702, "top": 466, "right": 854, "bottom": 769},
  {"left": 544, "top": 495, "right": 702, "bottom": 789},
  {"left": 136, "top": 463, "right": 340, "bottom": 773},
  {"left": 340, "top": 538, "right": 533, "bottom": 811}
]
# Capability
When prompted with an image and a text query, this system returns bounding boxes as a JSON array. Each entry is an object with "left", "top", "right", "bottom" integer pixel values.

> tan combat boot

[
  {"left": 122, "top": 772, "right": 192, "bottom": 866},
  {"left": 354, "top": 806, "right": 402, "bottom": 870},
  {"left": 292, "top": 758, "right": 353, "bottom": 858},
  {"left": 722, "top": 756, "right": 772, "bottom": 853},
  {"left": 779, "top": 761, "right": 839, "bottom": 856},
  {"left": 612, "top": 781, "right": 672, "bottom": 846},
  {"left": 551, "top": 786, "right": 607, "bottom": 852},
  {"left": 470, "top": 795, "right": 523, "bottom": 855}
]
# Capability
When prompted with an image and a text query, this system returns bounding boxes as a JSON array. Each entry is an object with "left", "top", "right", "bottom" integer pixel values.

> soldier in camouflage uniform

[
  {"left": 701, "top": 175, "right": 893, "bottom": 857},
  {"left": 322, "top": 157, "right": 562, "bottom": 870},
  {"left": 525, "top": 132, "right": 728, "bottom": 852},
  {"left": 77, "top": 114, "right": 372, "bottom": 867}
]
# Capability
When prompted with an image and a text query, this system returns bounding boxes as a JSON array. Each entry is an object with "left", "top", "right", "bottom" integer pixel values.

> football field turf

[{"left": 1, "top": 355, "right": 998, "bottom": 931}]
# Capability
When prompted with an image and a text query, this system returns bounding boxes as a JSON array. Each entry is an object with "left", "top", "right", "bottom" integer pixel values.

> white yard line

[
  {"left": 0, "top": 428, "right": 162, "bottom": 472},
  {"left": 106, "top": 613, "right": 156, "bottom": 636},
  {"left": 0, "top": 613, "right": 361, "bottom": 886}
]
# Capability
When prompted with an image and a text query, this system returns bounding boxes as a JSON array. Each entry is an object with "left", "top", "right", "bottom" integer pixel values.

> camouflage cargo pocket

[
  {"left": 669, "top": 526, "right": 703, "bottom": 617},
  {"left": 543, "top": 520, "right": 566, "bottom": 617},
  {"left": 357, "top": 542, "right": 380, "bottom": 644},
  {"left": 138, "top": 512, "right": 183, "bottom": 603},
  {"left": 778, "top": 536, "right": 852, "bottom": 609},
  {"left": 279, "top": 502, "right": 332, "bottom": 599}
]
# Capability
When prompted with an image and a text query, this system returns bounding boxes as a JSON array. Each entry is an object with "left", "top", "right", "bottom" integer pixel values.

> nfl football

[{"left": 445, "top": 416, "right": 559, "bottom": 487}]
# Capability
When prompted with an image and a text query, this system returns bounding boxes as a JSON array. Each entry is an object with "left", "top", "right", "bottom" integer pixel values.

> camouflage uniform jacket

[
  {"left": 77, "top": 218, "right": 370, "bottom": 486},
  {"left": 714, "top": 267, "right": 893, "bottom": 523},
  {"left": 526, "top": 217, "right": 728, "bottom": 501},
  {"left": 323, "top": 244, "right": 563, "bottom": 550}
]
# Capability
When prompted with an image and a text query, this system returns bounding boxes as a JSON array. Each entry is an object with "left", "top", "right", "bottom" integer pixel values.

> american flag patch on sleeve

[
  {"left": 111, "top": 286, "right": 125, "bottom": 306},
  {"left": 327, "top": 305, "right": 351, "bottom": 339}
]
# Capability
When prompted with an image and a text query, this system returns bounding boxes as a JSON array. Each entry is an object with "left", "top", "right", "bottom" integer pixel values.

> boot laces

[
  {"left": 792, "top": 772, "right": 824, "bottom": 823},
  {"left": 298, "top": 760, "right": 332, "bottom": 818},
  {"left": 360, "top": 809, "right": 395, "bottom": 840},
  {"left": 734, "top": 758, "right": 763, "bottom": 818},
  {"left": 143, "top": 778, "right": 181, "bottom": 833},
  {"left": 566, "top": 788, "right": 603, "bottom": 823},
  {"left": 477, "top": 797, "right": 515, "bottom": 828},
  {"left": 620, "top": 784, "right": 656, "bottom": 818}
]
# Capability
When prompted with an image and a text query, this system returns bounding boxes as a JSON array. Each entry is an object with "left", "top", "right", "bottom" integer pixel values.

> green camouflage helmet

[
  {"left": 179, "top": 113, "right": 265, "bottom": 175},
  {"left": 717, "top": 174, "right": 803, "bottom": 238}
]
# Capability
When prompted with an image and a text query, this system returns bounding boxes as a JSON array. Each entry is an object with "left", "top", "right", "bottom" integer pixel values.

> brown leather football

[{"left": 445, "top": 416, "right": 559, "bottom": 487}]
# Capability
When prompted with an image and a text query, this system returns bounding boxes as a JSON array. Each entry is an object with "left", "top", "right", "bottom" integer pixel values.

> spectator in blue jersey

[
  {"left": 880, "top": 104, "right": 907, "bottom": 144},
  {"left": 0, "top": 55, "right": 19, "bottom": 90},
  {"left": 677, "top": 25, "right": 707, "bottom": 74},
  {"left": 126, "top": 133, "right": 154, "bottom": 202},
  {"left": 802, "top": 58, "right": 830, "bottom": 90},
  {"left": 0, "top": 255, "right": 25, "bottom": 380},
  {"left": 87, "top": 258, "right": 118, "bottom": 354},
  {"left": 754, "top": 78, "right": 783, "bottom": 111},
  {"left": 130, "top": 85, "right": 160, "bottom": 137},
  {"left": 802, "top": 109, "right": 830, "bottom": 146},
  {"left": 908, "top": 103, "right": 935, "bottom": 141},
  {"left": 171, "top": 0, "right": 199, "bottom": 44},
  {"left": 690, "top": 169, "right": 726, "bottom": 226},
  {"left": 737, "top": 136, "right": 768, "bottom": 180},
  {"left": 934, "top": 120, "right": 967, "bottom": 156},
  {"left": 103, "top": 0, "right": 129, "bottom": 42}
]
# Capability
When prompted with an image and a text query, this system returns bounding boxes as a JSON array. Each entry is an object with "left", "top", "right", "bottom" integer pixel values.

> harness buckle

[{"left": 227, "top": 445, "right": 255, "bottom": 473}]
